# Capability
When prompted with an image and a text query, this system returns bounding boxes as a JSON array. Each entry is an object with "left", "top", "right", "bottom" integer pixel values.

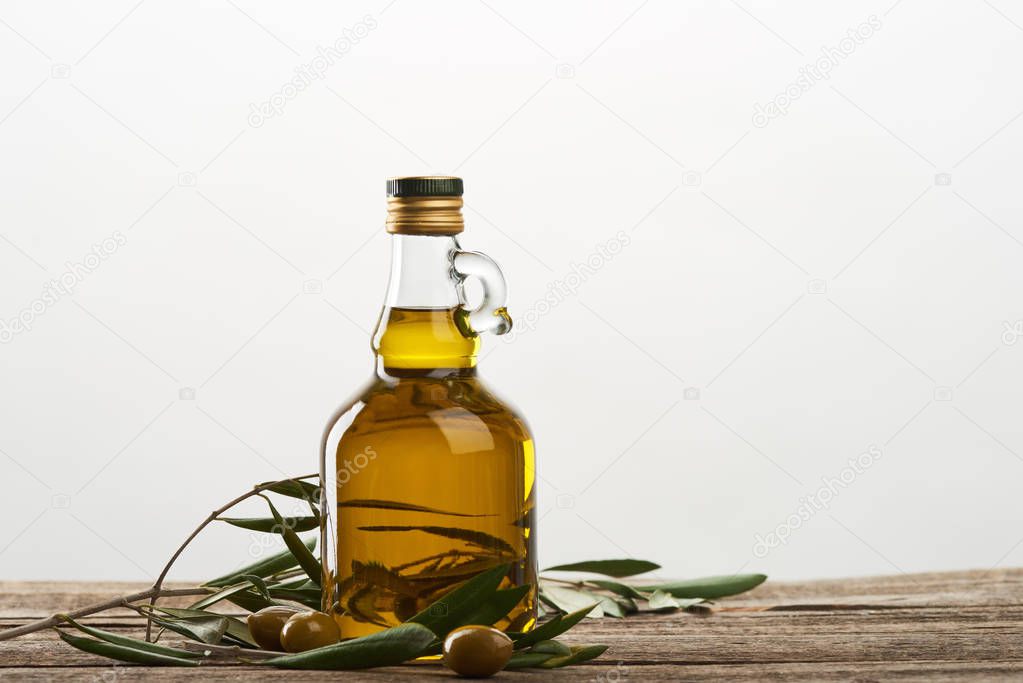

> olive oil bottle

[{"left": 320, "top": 177, "right": 536, "bottom": 638}]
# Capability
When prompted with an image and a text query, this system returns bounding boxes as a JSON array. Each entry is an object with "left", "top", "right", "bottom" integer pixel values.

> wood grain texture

[{"left": 1, "top": 569, "right": 1021, "bottom": 681}]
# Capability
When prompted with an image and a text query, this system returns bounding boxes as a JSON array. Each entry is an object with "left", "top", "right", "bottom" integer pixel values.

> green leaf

[
  {"left": 615, "top": 596, "right": 639, "bottom": 614},
  {"left": 588, "top": 579, "right": 648, "bottom": 599},
  {"left": 528, "top": 640, "right": 571, "bottom": 656},
  {"left": 538, "top": 644, "right": 609, "bottom": 668},
  {"left": 513, "top": 605, "right": 594, "bottom": 650},
  {"left": 412, "top": 583, "right": 531, "bottom": 658},
  {"left": 150, "top": 607, "right": 257, "bottom": 648},
  {"left": 240, "top": 574, "right": 273, "bottom": 602},
  {"left": 266, "top": 623, "right": 435, "bottom": 670},
  {"left": 267, "top": 587, "right": 322, "bottom": 610},
  {"left": 541, "top": 584, "right": 624, "bottom": 618},
  {"left": 636, "top": 590, "right": 706, "bottom": 613},
  {"left": 539, "top": 585, "right": 603, "bottom": 618},
  {"left": 191, "top": 581, "right": 267, "bottom": 611},
  {"left": 407, "top": 563, "right": 510, "bottom": 636},
  {"left": 225, "top": 589, "right": 280, "bottom": 613},
  {"left": 598, "top": 594, "right": 627, "bottom": 618},
  {"left": 543, "top": 559, "right": 660, "bottom": 578},
  {"left": 461, "top": 584, "right": 531, "bottom": 626},
  {"left": 339, "top": 498, "right": 494, "bottom": 517},
  {"left": 219, "top": 516, "right": 319, "bottom": 533},
  {"left": 148, "top": 614, "right": 229, "bottom": 644},
  {"left": 58, "top": 617, "right": 203, "bottom": 659},
  {"left": 56, "top": 630, "right": 200, "bottom": 667},
  {"left": 415, "top": 585, "right": 527, "bottom": 659},
  {"left": 268, "top": 575, "right": 313, "bottom": 589},
  {"left": 647, "top": 589, "right": 679, "bottom": 611},
  {"left": 261, "top": 496, "right": 322, "bottom": 587},
  {"left": 358, "top": 525, "right": 515, "bottom": 557},
  {"left": 203, "top": 537, "right": 317, "bottom": 587},
  {"left": 259, "top": 478, "right": 320, "bottom": 501},
  {"left": 638, "top": 574, "right": 766, "bottom": 599},
  {"left": 506, "top": 652, "right": 555, "bottom": 669}
]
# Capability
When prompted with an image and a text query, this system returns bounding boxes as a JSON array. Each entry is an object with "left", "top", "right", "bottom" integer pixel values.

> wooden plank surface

[{"left": 1, "top": 568, "right": 1022, "bottom": 681}]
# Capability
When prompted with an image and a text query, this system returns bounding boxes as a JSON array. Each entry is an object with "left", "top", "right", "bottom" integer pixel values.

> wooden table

[{"left": 1, "top": 568, "right": 1021, "bottom": 680}]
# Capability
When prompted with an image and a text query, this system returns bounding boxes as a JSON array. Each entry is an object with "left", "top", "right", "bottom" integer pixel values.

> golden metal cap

[{"left": 386, "top": 176, "right": 464, "bottom": 235}]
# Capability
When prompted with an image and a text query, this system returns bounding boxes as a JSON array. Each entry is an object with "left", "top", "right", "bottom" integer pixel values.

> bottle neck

[
  {"left": 382, "top": 234, "right": 460, "bottom": 309},
  {"left": 372, "top": 235, "right": 479, "bottom": 374}
]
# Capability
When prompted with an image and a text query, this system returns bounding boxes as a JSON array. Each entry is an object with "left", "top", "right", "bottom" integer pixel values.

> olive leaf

[
  {"left": 259, "top": 495, "right": 322, "bottom": 587},
  {"left": 647, "top": 589, "right": 680, "bottom": 611},
  {"left": 267, "top": 623, "right": 435, "bottom": 670},
  {"left": 538, "top": 644, "right": 609, "bottom": 668},
  {"left": 541, "top": 585, "right": 625, "bottom": 618},
  {"left": 544, "top": 559, "right": 660, "bottom": 577},
  {"left": 240, "top": 574, "right": 273, "bottom": 602},
  {"left": 191, "top": 581, "right": 270, "bottom": 611},
  {"left": 528, "top": 640, "right": 571, "bottom": 656},
  {"left": 539, "top": 585, "right": 604, "bottom": 618},
  {"left": 258, "top": 478, "right": 320, "bottom": 502},
  {"left": 203, "top": 537, "right": 316, "bottom": 587},
  {"left": 358, "top": 525, "right": 516, "bottom": 557},
  {"left": 418, "top": 583, "right": 533, "bottom": 657},
  {"left": 339, "top": 498, "right": 494, "bottom": 517},
  {"left": 600, "top": 596, "right": 630, "bottom": 618},
  {"left": 218, "top": 516, "right": 319, "bottom": 533},
  {"left": 461, "top": 584, "right": 531, "bottom": 627},
  {"left": 148, "top": 607, "right": 257, "bottom": 648},
  {"left": 512, "top": 605, "right": 595, "bottom": 650},
  {"left": 147, "top": 614, "right": 230, "bottom": 645},
  {"left": 637, "top": 573, "right": 766, "bottom": 599},
  {"left": 506, "top": 652, "right": 555, "bottom": 668},
  {"left": 56, "top": 630, "right": 200, "bottom": 667},
  {"left": 58, "top": 616, "right": 204, "bottom": 659},
  {"left": 588, "top": 579, "right": 648, "bottom": 599},
  {"left": 267, "top": 587, "right": 321, "bottom": 609},
  {"left": 616, "top": 596, "right": 639, "bottom": 614},
  {"left": 267, "top": 572, "right": 311, "bottom": 586},
  {"left": 225, "top": 589, "right": 280, "bottom": 613}
]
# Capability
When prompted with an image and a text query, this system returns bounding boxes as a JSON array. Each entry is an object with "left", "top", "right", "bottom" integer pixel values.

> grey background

[{"left": 1, "top": 0, "right": 1021, "bottom": 583}]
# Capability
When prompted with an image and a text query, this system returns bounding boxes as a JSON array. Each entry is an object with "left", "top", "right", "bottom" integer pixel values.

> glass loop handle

[{"left": 450, "top": 250, "right": 513, "bottom": 336}]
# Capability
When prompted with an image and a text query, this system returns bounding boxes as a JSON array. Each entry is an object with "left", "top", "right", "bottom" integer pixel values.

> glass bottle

[{"left": 320, "top": 176, "right": 537, "bottom": 638}]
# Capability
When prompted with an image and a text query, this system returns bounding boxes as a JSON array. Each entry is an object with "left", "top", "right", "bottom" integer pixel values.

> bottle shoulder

[{"left": 322, "top": 373, "right": 532, "bottom": 447}]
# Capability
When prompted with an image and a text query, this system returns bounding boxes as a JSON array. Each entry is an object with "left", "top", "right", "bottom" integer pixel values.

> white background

[{"left": 1, "top": 0, "right": 1022, "bottom": 584}]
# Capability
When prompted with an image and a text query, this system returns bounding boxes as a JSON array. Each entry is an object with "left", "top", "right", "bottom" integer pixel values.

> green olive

[
  {"left": 246, "top": 606, "right": 300, "bottom": 651},
  {"left": 279, "top": 610, "right": 341, "bottom": 653},
  {"left": 442, "top": 625, "right": 513, "bottom": 678}
]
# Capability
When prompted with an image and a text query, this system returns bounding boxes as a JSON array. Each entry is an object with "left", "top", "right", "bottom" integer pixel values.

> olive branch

[{"left": 0, "top": 474, "right": 766, "bottom": 671}]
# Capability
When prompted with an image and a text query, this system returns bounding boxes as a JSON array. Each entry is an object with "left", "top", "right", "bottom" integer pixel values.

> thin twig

[
  {"left": 0, "top": 588, "right": 210, "bottom": 641},
  {"left": 540, "top": 577, "right": 587, "bottom": 587},
  {"left": 178, "top": 640, "right": 281, "bottom": 661}
]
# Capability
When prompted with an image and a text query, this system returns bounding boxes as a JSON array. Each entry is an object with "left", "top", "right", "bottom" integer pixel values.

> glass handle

[{"left": 451, "top": 250, "right": 513, "bottom": 336}]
